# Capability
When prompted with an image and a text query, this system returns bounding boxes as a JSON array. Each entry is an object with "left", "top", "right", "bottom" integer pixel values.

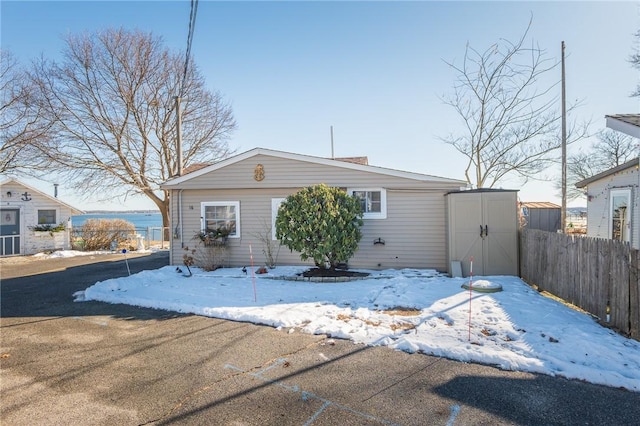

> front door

[{"left": 0, "top": 209, "right": 21, "bottom": 255}]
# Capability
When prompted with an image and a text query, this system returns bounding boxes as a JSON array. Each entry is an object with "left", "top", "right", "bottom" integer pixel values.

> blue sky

[{"left": 2, "top": 1, "right": 638, "bottom": 210}]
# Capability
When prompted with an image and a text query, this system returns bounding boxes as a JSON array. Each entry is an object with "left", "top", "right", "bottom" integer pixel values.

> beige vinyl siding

[
  {"left": 350, "top": 190, "right": 448, "bottom": 270},
  {"left": 170, "top": 188, "right": 307, "bottom": 267},
  {"left": 173, "top": 155, "right": 454, "bottom": 191},
  {"left": 169, "top": 187, "right": 452, "bottom": 270}
]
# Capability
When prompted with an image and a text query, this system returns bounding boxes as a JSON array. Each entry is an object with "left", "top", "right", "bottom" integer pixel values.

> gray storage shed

[
  {"left": 446, "top": 189, "right": 519, "bottom": 277},
  {"left": 519, "top": 201, "right": 561, "bottom": 233}
]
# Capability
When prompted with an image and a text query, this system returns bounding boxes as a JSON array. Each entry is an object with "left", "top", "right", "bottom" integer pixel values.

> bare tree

[
  {"left": 0, "top": 50, "right": 51, "bottom": 174},
  {"left": 440, "top": 20, "right": 588, "bottom": 188},
  {"left": 630, "top": 29, "right": 640, "bottom": 97},
  {"left": 29, "top": 28, "right": 236, "bottom": 227},
  {"left": 564, "top": 129, "right": 638, "bottom": 199}
]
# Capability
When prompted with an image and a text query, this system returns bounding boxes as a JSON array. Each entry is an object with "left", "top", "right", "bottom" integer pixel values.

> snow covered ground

[{"left": 63, "top": 252, "right": 640, "bottom": 394}]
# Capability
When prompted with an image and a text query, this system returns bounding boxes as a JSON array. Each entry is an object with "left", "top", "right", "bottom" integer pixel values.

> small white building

[
  {"left": 576, "top": 114, "right": 640, "bottom": 249},
  {"left": 0, "top": 179, "right": 83, "bottom": 256}
]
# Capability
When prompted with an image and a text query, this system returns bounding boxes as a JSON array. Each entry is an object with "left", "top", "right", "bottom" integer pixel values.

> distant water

[{"left": 72, "top": 212, "right": 163, "bottom": 239}]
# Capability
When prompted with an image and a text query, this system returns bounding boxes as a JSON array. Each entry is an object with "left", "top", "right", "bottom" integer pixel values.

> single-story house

[
  {"left": 160, "top": 147, "right": 469, "bottom": 271},
  {"left": 576, "top": 114, "right": 640, "bottom": 249},
  {"left": 0, "top": 179, "right": 84, "bottom": 256}
]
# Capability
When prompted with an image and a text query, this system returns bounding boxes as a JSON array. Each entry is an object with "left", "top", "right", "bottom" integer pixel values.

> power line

[{"left": 179, "top": 0, "right": 199, "bottom": 98}]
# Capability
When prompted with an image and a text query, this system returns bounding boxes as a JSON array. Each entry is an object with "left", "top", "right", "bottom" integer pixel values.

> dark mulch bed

[{"left": 300, "top": 268, "right": 370, "bottom": 278}]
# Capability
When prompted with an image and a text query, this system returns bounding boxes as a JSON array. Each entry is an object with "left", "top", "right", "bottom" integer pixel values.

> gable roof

[
  {"left": 161, "top": 147, "right": 466, "bottom": 187},
  {"left": 575, "top": 158, "right": 639, "bottom": 188},
  {"left": 0, "top": 178, "right": 84, "bottom": 214},
  {"left": 605, "top": 114, "right": 640, "bottom": 138}
]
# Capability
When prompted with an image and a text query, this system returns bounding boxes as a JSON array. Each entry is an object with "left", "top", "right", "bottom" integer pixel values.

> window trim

[
  {"left": 37, "top": 208, "right": 58, "bottom": 225},
  {"left": 609, "top": 188, "right": 631, "bottom": 242},
  {"left": 271, "top": 198, "right": 286, "bottom": 240},
  {"left": 200, "top": 201, "right": 241, "bottom": 239},
  {"left": 348, "top": 187, "right": 387, "bottom": 219}
]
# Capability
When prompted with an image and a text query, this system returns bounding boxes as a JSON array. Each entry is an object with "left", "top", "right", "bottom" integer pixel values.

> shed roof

[
  {"left": 445, "top": 188, "right": 518, "bottom": 196},
  {"left": 520, "top": 201, "right": 560, "bottom": 209}
]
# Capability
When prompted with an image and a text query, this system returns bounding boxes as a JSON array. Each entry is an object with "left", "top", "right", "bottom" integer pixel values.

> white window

[
  {"left": 201, "top": 201, "right": 240, "bottom": 238},
  {"left": 349, "top": 188, "right": 387, "bottom": 219},
  {"left": 610, "top": 189, "right": 631, "bottom": 243},
  {"left": 271, "top": 198, "right": 286, "bottom": 240},
  {"left": 37, "top": 209, "right": 57, "bottom": 225}
]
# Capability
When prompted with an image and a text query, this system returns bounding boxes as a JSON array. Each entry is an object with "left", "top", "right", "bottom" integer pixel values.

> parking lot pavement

[{"left": 2, "top": 252, "right": 639, "bottom": 425}]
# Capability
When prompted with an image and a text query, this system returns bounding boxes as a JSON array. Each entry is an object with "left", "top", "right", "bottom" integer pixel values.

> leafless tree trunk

[
  {"left": 1, "top": 50, "right": 51, "bottom": 174},
  {"left": 28, "top": 28, "right": 236, "bottom": 227},
  {"left": 440, "top": 20, "right": 588, "bottom": 188}
]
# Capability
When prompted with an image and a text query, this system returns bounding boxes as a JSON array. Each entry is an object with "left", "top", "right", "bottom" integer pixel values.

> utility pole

[
  {"left": 175, "top": 96, "right": 183, "bottom": 177},
  {"left": 561, "top": 41, "right": 567, "bottom": 234}
]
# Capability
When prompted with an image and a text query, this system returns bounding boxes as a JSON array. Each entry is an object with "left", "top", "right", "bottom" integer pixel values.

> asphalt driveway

[{"left": 1, "top": 252, "right": 639, "bottom": 425}]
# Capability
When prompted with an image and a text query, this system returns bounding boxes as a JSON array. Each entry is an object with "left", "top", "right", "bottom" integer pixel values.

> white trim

[
  {"left": 36, "top": 208, "right": 59, "bottom": 225},
  {"left": 161, "top": 147, "right": 466, "bottom": 188},
  {"left": 349, "top": 187, "right": 387, "bottom": 219},
  {"left": 609, "top": 188, "right": 631, "bottom": 242},
  {"left": 200, "top": 201, "right": 241, "bottom": 238},
  {"left": 271, "top": 198, "right": 286, "bottom": 240}
]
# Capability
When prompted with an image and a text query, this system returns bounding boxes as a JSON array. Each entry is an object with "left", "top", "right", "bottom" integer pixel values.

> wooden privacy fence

[{"left": 520, "top": 229, "right": 639, "bottom": 340}]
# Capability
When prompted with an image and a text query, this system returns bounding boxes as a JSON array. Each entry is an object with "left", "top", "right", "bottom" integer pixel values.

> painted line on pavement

[
  {"left": 447, "top": 404, "right": 461, "bottom": 426},
  {"left": 225, "top": 359, "right": 401, "bottom": 425}
]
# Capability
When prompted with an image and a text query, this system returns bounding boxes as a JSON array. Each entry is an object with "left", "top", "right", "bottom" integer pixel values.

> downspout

[
  {"left": 178, "top": 189, "right": 184, "bottom": 249},
  {"left": 173, "top": 189, "right": 185, "bottom": 253}
]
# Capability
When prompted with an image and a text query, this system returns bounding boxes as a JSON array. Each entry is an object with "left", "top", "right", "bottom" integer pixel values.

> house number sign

[{"left": 254, "top": 164, "right": 265, "bottom": 181}]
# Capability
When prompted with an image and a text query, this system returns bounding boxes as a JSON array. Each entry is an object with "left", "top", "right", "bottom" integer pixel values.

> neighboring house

[
  {"left": 160, "top": 147, "right": 468, "bottom": 271},
  {"left": 0, "top": 179, "right": 83, "bottom": 256},
  {"left": 519, "top": 201, "right": 561, "bottom": 233},
  {"left": 576, "top": 114, "right": 640, "bottom": 249}
]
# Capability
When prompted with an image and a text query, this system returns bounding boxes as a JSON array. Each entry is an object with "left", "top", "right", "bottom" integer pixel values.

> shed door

[
  {"left": 449, "top": 193, "right": 484, "bottom": 276},
  {"left": 483, "top": 193, "right": 518, "bottom": 275},
  {"left": 0, "top": 209, "right": 21, "bottom": 255},
  {"left": 448, "top": 191, "right": 518, "bottom": 276}
]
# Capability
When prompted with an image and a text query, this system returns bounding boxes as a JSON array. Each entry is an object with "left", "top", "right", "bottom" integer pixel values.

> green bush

[
  {"left": 79, "top": 218, "right": 136, "bottom": 251},
  {"left": 30, "top": 223, "right": 66, "bottom": 233},
  {"left": 275, "top": 184, "right": 363, "bottom": 270}
]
